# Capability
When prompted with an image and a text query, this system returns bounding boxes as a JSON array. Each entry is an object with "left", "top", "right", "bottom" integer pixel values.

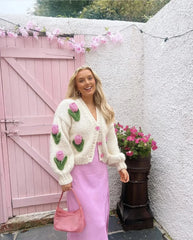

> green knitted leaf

[
  {"left": 72, "top": 139, "right": 84, "bottom": 152},
  {"left": 52, "top": 132, "right": 61, "bottom": 144},
  {"left": 68, "top": 109, "right": 80, "bottom": 121},
  {"left": 54, "top": 156, "right": 67, "bottom": 170}
]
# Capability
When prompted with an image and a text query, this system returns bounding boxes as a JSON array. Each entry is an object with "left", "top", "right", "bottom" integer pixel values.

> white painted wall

[
  {"left": 143, "top": 0, "right": 193, "bottom": 239},
  {"left": 1, "top": 1, "right": 192, "bottom": 238}
]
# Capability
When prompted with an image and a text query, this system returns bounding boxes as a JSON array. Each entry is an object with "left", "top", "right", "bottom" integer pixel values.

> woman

[{"left": 50, "top": 66, "right": 129, "bottom": 240}]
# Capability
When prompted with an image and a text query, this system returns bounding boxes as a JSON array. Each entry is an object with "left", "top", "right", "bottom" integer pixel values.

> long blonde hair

[{"left": 66, "top": 66, "right": 115, "bottom": 125}]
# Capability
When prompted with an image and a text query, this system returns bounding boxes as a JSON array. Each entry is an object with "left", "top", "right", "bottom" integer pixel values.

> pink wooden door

[{"left": 0, "top": 36, "right": 85, "bottom": 223}]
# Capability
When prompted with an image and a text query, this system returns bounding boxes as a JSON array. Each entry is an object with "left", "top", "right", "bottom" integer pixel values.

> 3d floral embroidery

[
  {"left": 68, "top": 102, "right": 80, "bottom": 121},
  {"left": 54, "top": 150, "right": 67, "bottom": 170},
  {"left": 51, "top": 124, "right": 61, "bottom": 144},
  {"left": 72, "top": 135, "right": 84, "bottom": 152}
]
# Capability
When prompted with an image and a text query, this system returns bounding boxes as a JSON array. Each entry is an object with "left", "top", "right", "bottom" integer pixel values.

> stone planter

[{"left": 117, "top": 154, "right": 153, "bottom": 230}]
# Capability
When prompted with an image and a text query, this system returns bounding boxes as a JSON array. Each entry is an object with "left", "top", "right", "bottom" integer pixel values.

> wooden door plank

[
  {"left": 4, "top": 57, "right": 57, "bottom": 111},
  {"left": 0, "top": 56, "right": 12, "bottom": 219},
  {"left": 12, "top": 193, "right": 66, "bottom": 208},
  {"left": 0, "top": 48, "right": 74, "bottom": 59},
  {"left": 9, "top": 135, "right": 58, "bottom": 181}
]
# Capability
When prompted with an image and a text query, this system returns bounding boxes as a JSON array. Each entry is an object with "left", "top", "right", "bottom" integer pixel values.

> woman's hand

[
  {"left": 61, "top": 183, "right": 72, "bottom": 192},
  {"left": 119, "top": 169, "right": 129, "bottom": 183}
]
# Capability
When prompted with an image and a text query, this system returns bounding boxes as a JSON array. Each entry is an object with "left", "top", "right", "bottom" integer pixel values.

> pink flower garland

[{"left": 0, "top": 21, "right": 123, "bottom": 54}]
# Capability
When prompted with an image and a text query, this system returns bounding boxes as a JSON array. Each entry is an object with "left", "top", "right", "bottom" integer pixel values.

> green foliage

[
  {"left": 34, "top": 0, "right": 93, "bottom": 17},
  {"left": 80, "top": 0, "right": 171, "bottom": 22}
]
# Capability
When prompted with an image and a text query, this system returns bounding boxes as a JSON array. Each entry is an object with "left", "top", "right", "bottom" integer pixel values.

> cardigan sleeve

[
  {"left": 106, "top": 123, "right": 127, "bottom": 171},
  {"left": 50, "top": 101, "right": 74, "bottom": 185}
]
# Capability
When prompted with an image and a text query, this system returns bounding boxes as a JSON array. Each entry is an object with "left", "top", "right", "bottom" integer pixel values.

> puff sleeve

[
  {"left": 106, "top": 123, "right": 127, "bottom": 171},
  {"left": 50, "top": 101, "right": 74, "bottom": 185}
]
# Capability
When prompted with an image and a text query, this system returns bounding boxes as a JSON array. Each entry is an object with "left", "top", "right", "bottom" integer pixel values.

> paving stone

[
  {"left": 0, "top": 233, "right": 13, "bottom": 240},
  {"left": 0, "top": 216, "right": 165, "bottom": 240},
  {"left": 16, "top": 225, "right": 66, "bottom": 240},
  {"left": 108, "top": 226, "right": 164, "bottom": 240},
  {"left": 108, "top": 215, "right": 123, "bottom": 232}
]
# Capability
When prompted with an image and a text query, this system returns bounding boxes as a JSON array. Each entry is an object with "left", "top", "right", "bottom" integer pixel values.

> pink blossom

[
  {"left": 91, "top": 40, "right": 99, "bottom": 50},
  {"left": 57, "top": 38, "right": 64, "bottom": 47},
  {"left": 46, "top": 32, "right": 55, "bottom": 41},
  {"left": 151, "top": 140, "right": 158, "bottom": 151},
  {"left": 109, "top": 32, "right": 123, "bottom": 43},
  {"left": 52, "top": 28, "right": 61, "bottom": 36},
  {"left": 35, "top": 26, "right": 41, "bottom": 32},
  {"left": 152, "top": 144, "right": 158, "bottom": 151},
  {"left": 56, "top": 151, "right": 64, "bottom": 161},
  {"left": 135, "top": 138, "right": 141, "bottom": 144},
  {"left": 124, "top": 125, "right": 129, "bottom": 131},
  {"left": 130, "top": 126, "right": 138, "bottom": 135},
  {"left": 69, "top": 102, "right": 78, "bottom": 112},
  {"left": 115, "top": 128, "right": 118, "bottom": 134},
  {"left": 126, "top": 151, "right": 134, "bottom": 156},
  {"left": 138, "top": 132, "right": 144, "bottom": 137},
  {"left": 7, "top": 32, "right": 17, "bottom": 38},
  {"left": 127, "top": 136, "right": 135, "bottom": 141},
  {"left": 92, "top": 36, "right": 101, "bottom": 43},
  {"left": 68, "top": 39, "right": 75, "bottom": 48},
  {"left": 118, "top": 123, "right": 123, "bottom": 128},
  {"left": 52, "top": 124, "right": 59, "bottom": 135},
  {"left": 101, "top": 153, "right": 104, "bottom": 158},
  {"left": 74, "top": 43, "right": 85, "bottom": 54},
  {"left": 151, "top": 140, "right": 157, "bottom": 146},
  {"left": 100, "top": 36, "right": 108, "bottom": 44},
  {"left": 26, "top": 21, "right": 35, "bottom": 31},
  {"left": 141, "top": 136, "right": 149, "bottom": 143},
  {"left": 98, "top": 142, "right": 102, "bottom": 146},
  {"left": 74, "top": 135, "right": 82, "bottom": 145},
  {"left": 125, "top": 147, "right": 130, "bottom": 151},
  {"left": 33, "top": 31, "right": 39, "bottom": 40},
  {"left": 19, "top": 27, "right": 28, "bottom": 38},
  {"left": 0, "top": 29, "right": 5, "bottom": 37}
]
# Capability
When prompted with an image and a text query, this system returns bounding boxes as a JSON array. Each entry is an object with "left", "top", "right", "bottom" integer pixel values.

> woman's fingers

[
  {"left": 119, "top": 169, "right": 130, "bottom": 183},
  {"left": 61, "top": 183, "right": 72, "bottom": 192}
]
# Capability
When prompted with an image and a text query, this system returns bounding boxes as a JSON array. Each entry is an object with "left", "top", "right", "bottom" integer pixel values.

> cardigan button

[{"left": 95, "top": 126, "right": 100, "bottom": 131}]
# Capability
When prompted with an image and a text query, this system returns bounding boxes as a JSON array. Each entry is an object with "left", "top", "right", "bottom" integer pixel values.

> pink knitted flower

[
  {"left": 52, "top": 124, "right": 59, "bottom": 135},
  {"left": 56, "top": 151, "right": 64, "bottom": 161},
  {"left": 69, "top": 102, "right": 78, "bottom": 112},
  {"left": 74, "top": 135, "right": 82, "bottom": 145}
]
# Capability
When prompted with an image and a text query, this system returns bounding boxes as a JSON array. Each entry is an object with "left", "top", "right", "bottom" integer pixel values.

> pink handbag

[{"left": 54, "top": 189, "right": 85, "bottom": 232}]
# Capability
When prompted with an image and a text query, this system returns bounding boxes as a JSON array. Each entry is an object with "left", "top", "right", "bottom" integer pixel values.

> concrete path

[{"left": 0, "top": 215, "right": 167, "bottom": 240}]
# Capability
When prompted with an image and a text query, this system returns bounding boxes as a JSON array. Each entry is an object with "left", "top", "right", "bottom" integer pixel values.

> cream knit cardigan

[{"left": 50, "top": 98, "right": 126, "bottom": 185}]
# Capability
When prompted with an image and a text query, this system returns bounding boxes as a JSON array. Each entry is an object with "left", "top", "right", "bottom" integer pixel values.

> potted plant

[{"left": 115, "top": 123, "right": 158, "bottom": 230}]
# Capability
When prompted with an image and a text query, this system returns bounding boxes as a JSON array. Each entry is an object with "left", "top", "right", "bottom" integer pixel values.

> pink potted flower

[{"left": 114, "top": 123, "right": 158, "bottom": 159}]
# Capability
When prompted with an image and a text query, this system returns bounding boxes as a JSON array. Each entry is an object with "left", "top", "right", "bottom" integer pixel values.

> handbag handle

[{"left": 57, "top": 188, "right": 82, "bottom": 208}]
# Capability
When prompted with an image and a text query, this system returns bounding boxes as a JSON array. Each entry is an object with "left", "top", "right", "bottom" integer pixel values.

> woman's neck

[{"left": 81, "top": 96, "right": 95, "bottom": 107}]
